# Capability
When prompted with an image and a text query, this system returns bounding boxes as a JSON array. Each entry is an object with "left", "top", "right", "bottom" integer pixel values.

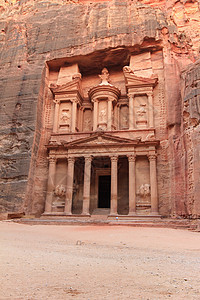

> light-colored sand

[{"left": 0, "top": 222, "right": 200, "bottom": 300}]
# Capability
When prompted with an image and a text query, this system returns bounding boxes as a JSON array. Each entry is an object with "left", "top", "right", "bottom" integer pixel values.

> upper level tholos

[{"left": 48, "top": 51, "right": 159, "bottom": 138}]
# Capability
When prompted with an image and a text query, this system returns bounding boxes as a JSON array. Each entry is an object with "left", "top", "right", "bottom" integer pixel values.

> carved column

[
  {"left": 93, "top": 100, "right": 98, "bottom": 131},
  {"left": 53, "top": 99, "right": 60, "bottom": 133},
  {"left": 82, "top": 156, "right": 92, "bottom": 215},
  {"left": 128, "top": 94, "right": 134, "bottom": 130},
  {"left": 117, "top": 104, "right": 120, "bottom": 130},
  {"left": 71, "top": 100, "right": 77, "bottom": 132},
  {"left": 110, "top": 156, "right": 118, "bottom": 215},
  {"left": 65, "top": 157, "right": 75, "bottom": 215},
  {"left": 107, "top": 99, "right": 112, "bottom": 131},
  {"left": 148, "top": 154, "right": 159, "bottom": 214},
  {"left": 128, "top": 154, "right": 136, "bottom": 215},
  {"left": 45, "top": 156, "right": 57, "bottom": 213}
]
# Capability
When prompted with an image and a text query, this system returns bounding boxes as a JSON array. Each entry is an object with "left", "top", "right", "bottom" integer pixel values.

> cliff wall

[{"left": 0, "top": 0, "right": 199, "bottom": 217}]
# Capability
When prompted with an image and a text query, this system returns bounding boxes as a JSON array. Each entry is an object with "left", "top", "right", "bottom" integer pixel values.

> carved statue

[
  {"left": 54, "top": 184, "right": 66, "bottom": 197},
  {"left": 137, "top": 184, "right": 151, "bottom": 197},
  {"left": 99, "top": 108, "right": 107, "bottom": 122},
  {"left": 99, "top": 68, "right": 111, "bottom": 85},
  {"left": 84, "top": 118, "right": 91, "bottom": 130},
  {"left": 122, "top": 115, "right": 128, "bottom": 127},
  {"left": 123, "top": 66, "right": 134, "bottom": 74},
  {"left": 137, "top": 103, "right": 147, "bottom": 117},
  {"left": 61, "top": 109, "right": 70, "bottom": 124}
]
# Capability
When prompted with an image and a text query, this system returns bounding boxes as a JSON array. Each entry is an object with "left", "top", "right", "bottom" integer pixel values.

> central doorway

[{"left": 98, "top": 175, "right": 111, "bottom": 208}]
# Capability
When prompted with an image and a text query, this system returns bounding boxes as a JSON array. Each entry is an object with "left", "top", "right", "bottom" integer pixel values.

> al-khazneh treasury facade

[
  {"left": 1, "top": 0, "right": 200, "bottom": 218},
  {"left": 35, "top": 51, "right": 165, "bottom": 218}
]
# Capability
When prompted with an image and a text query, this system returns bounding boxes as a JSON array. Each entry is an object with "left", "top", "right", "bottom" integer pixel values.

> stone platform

[{"left": 9, "top": 215, "right": 198, "bottom": 231}]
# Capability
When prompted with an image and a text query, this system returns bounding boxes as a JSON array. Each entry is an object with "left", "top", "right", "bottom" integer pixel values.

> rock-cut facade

[{"left": 0, "top": 0, "right": 200, "bottom": 219}]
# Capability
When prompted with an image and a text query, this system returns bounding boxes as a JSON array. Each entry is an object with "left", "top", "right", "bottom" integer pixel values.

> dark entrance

[{"left": 98, "top": 175, "right": 111, "bottom": 208}]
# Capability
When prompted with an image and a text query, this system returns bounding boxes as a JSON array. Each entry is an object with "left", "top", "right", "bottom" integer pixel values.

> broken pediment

[
  {"left": 123, "top": 66, "right": 158, "bottom": 88},
  {"left": 50, "top": 73, "right": 83, "bottom": 98}
]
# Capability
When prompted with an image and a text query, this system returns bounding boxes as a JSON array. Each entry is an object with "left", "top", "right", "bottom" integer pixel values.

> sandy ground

[{"left": 0, "top": 222, "right": 200, "bottom": 300}]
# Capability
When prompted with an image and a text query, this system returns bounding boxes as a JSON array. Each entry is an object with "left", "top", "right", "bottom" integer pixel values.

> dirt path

[{"left": 0, "top": 222, "right": 200, "bottom": 299}]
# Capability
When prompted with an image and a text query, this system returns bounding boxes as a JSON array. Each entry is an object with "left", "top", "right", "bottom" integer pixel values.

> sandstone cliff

[{"left": 0, "top": 0, "right": 199, "bottom": 217}]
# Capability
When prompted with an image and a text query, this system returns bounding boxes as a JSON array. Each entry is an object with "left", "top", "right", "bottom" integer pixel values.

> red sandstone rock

[{"left": 0, "top": 0, "right": 199, "bottom": 218}]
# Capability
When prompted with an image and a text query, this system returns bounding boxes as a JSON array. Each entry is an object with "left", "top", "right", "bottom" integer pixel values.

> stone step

[
  {"left": 12, "top": 217, "right": 193, "bottom": 230},
  {"left": 91, "top": 215, "right": 108, "bottom": 220},
  {"left": 92, "top": 208, "right": 110, "bottom": 215},
  {"left": 109, "top": 222, "right": 191, "bottom": 229}
]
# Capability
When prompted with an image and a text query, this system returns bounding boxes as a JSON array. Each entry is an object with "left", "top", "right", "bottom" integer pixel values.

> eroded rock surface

[{"left": 0, "top": 0, "right": 199, "bottom": 217}]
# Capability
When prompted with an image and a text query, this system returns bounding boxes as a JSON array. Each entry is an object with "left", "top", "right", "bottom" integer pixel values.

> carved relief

[
  {"left": 54, "top": 184, "right": 66, "bottom": 197},
  {"left": 52, "top": 184, "right": 66, "bottom": 210},
  {"left": 59, "top": 102, "right": 72, "bottom": 132},
  {"left": 120, "top": 105, "right": 129, "bottom": 129},
  {"left": 135, "top": 157, "right": 151, "bottom": 211},
  {"left": 99, "top": 108, "right": 107, "bottom": 122},
  {"left": 136, "top": 182, "right": 151, "bottom": 210},
  {"left": 134, "top": 95, "right": 148, "bottom": 128},
  {"left": 60, "top": 109, "right": 70, "bottom": 124},
  {"left": 137, "top": 103, "right": 147, "bottom": 117},
  {"left": 84, "top": 118, "right": 91, "bottom": 131},
  {"left": 83, "top": 109, "right": 92, "bottom": 132},
  {"left": 98, "top": 101, "right": 108, "bottom": 130},
  {"left": 137, "top": 184, "right": 151, "bottom": 197}
]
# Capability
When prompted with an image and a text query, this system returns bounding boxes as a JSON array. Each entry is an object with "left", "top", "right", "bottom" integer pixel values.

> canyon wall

[{"left": 0, "top": 0, "right": 199, "bottom": 217}]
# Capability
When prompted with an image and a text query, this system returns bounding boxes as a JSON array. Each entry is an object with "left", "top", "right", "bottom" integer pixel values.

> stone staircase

[
  {"left": 91, "top": 208, "right": 110, "bottom": 220},
  {"left": 9, "top": 215, "right": 199, "bottom": 230},
  {"left": 92, "top": 208, "right": 110, "bottom": 215}
]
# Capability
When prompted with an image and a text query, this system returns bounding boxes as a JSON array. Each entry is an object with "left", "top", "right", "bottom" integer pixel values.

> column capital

[
  {"left": 71, "top": 98, "right": 79, "bottom": 103},
  {"left": 127, "top": 93, "right": 134, "bottom": 99},
  {"left": 146, "top": 91, "right": 153, "bottom": 97},
  {"left": 53, "top": 99, "right": 60, "bottom": 105},
  {"left": 107, "top": 97, "right": 115, "bottom": 102},
  {"left": 127, "top": 154, "right": 136, "bottom": 162},
  {"left": 148, "top": 154, "right": 157, "bottom": 161},
  {"left": 67, "top": 156, "right": 75, "bottom": 163},
  {"left": 84, "top": 155, "right": 92, "bottom": 163},
  {"left": 92, "top": 98, "right": 98, "bottom": 103},
  {"left": 48, "top": 156, "right": 57, "bottom": 163},
  {"left": 110, "top": 155, "right": 118, "bottom": 162}
]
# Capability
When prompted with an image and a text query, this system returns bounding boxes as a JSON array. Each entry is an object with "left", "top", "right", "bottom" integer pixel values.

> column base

[
  {"left": 81, "top": 212, "right": 91, "bottom": 216},
  {"left": 128, "top": 212, "right": 137, "bottom": 216},
  {"left": 150, "top": 211, "right": 160, "bottom": 216},
  {"left": 43, "top": 211, "right": 52, "bottom": 215},
  {"left": 109, "top": 213, "right": 118, "bottom": 217},
  {"left": 64, "top": 212, "right": 72, "bottom": 216}
]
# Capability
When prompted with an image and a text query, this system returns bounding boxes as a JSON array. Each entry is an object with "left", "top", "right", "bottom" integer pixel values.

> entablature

[{"left": 46, "top": 132, "right": 159, "bottom": 158}]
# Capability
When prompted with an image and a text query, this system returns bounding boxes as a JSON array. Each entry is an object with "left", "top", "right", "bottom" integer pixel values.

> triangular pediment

[
  {"left": 50, "top": 76, "right": 83, "bottom": 97},
  {"left": 66, "top": 133, "right": 135, "bottom": 148},
  {"left": 123, "top": 66, "right": 158, "bottom": 88}
]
